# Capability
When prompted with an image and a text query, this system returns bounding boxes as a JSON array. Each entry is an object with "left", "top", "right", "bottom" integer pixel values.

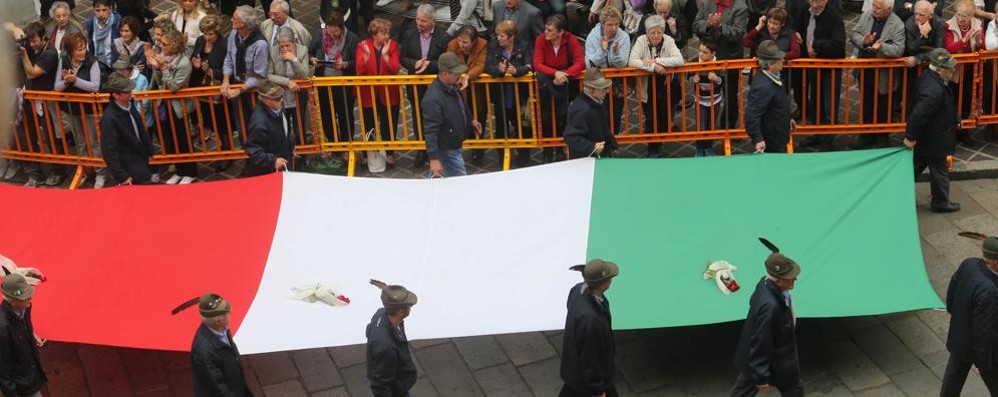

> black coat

[
  {"left": 421, "top": 78, "right": 472, "bottom": 160},
  {"left": 191, "top": 324, "right": 252, "bottom": 397},
  {"left": 946, "top": 258, "right": 998, "bottom": 370},
  {"left": 366, "top": 309, "right": 417, "bottom": 397},
  {"left": 191, "top": 35, "right": 228, "bottom": 87},
  {"left": 560, "top": 282, "right": 616, "bottom": 395},
  {"left": 793, "top": 5, "right": 846, "bottom": 58},
  {"left": 744, "top": 72, "right": 791, "bottom": 152},
  {"left": 398, "top": 27, "right": 449, "bottom": 75},
  {"left": 0, "top": 302, "right": 45, "bottom": 397},
  {"left": 308, "top": 29, "right": 359, "bottom": 77},
  {"left": 905, "top": 70, "right": 957, "bottom": 158},
  {"left": 564, "top": 94, "right": 619, "bottom": 159},
  {"left": 733, "top": 278, "right": 801, "bottom": 386},
  {"left": 904, "top": 16, "right": 945, "bottom": 63},
  {"left": 100, "top": 101, "right": 154, "bottom": 184},
  {"left": 244, "top": 103, "right": 295, "bottom": 177}
]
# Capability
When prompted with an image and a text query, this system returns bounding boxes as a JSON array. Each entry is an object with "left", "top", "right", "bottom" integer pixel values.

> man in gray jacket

[{"left": 851, "top": 0, "right": 905, "bottom": 148}]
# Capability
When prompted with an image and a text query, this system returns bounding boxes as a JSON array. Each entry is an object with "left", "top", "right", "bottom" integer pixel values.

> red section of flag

[{"left": 0, "top": 174, "right": 283, "bottom": 351}]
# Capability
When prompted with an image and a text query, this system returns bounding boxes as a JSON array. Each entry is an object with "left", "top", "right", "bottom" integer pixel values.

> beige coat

[
  {"left": 628, "top": 34, "right": 684, "bottom": 103},
  {"left": 260, "top": 17, "right": 312, "bottom": 48}
]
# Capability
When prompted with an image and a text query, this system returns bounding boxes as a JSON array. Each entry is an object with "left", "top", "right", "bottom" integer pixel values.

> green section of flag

[{"left": 587, "top": 148, "right": 943, "bottom": 330}]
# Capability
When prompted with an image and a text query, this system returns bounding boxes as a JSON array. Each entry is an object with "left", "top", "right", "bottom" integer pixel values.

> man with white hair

[
  {"left": 221, "top": 5, "right": 269, "bottom": 139},
  {"left": 850, "top": 0, "right": 904, "bottom": 148},
  {"left": 400, "top": 3, "right": 449, "bottom": 167},
  {"left": 260, "top": 0, "right": 311, "bottom": 48},
  {"left": 903, "top": 0, "right": 944, "bottom": 111}
]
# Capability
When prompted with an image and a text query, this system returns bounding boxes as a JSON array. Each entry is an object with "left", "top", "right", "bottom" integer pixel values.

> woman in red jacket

[
  {"left": 533, "top": 14, "right": 585, "bottom": 163},
  {"left": 943, "top": 0, "right": 984, "bottom": 145},
  {"left": 355, "top": 18, "right": 401, "bottom": 163}
]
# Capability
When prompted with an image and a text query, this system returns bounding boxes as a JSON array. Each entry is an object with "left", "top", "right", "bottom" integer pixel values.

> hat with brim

[
  {"left": 765, "top": 253, "right": 800, "bottom": 280},
  {"left": 257, "top": 81, "right": 286, "bottom": 100},
  {"left": 583, "top": 68, "right": 613, "bottom": 90},
  {"left": 438, "top": 52, "right": 468, "bottom": 74},
  {"left": 371, "top": 279, "right": 418, "bottom": 309},
  {"left": 112, "top": 57, "right": 133, "bottom": 70},
  {"left": 570, "top": 258, "right": 620, "bottom": 282},
  {"left": 198, "top": 293, "right": 231, "bottom": 317},
  {"left": 1, "top": 273, "right": 33, "bottom": 301},
  {"left": 756, "top": 40, "right": 786, "bottom": 61},
  {"left": 929, "top": 48, "right": 957, "bottom": 69},
  {"left": 984, "top": 236, "right": 998, "bottom": 260},
  {"left": 105, "top": 73, "right": 136, "bottom": 93}
]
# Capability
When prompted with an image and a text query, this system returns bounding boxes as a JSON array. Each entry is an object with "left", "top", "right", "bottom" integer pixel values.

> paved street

[{"left": 23, "top": 178, "right": 998, "bottom": 397}]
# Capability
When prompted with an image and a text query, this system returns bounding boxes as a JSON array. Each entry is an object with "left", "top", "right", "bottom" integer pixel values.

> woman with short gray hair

[{"left": 628, "top": 14, "right": 683, "bottom": 157}]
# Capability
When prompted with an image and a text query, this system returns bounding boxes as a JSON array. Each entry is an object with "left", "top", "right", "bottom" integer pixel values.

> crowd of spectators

[{"left": 4, "top": 0, "right": 998, "bottom": 186}]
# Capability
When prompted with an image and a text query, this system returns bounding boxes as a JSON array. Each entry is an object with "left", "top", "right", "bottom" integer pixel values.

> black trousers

[
  {"left": 558, "top": 384, "right": 619, "bottom": 397},
  {"left": 160, "top": 107, "right": 198, "bottom": 178},
  {"left": 858, "top": 68, "right": 895, "bottom": 145},
  {"left": 913, "top": 153, "right": 950, "bottom": 208},
  {"left": 318, "top": 86, "right": 355, "bottom": 144},
  {"left": 539, "top": 84, "right": 577, "bottom": 161},
  {"left": 729, "top": 372, "right": 803, "bottom": 397},
  {"left": 940, "top": 354, "right": 998, "bottom": 397},
  {"left": 360, "top": 103, "right": 399, "bottom": 156}
]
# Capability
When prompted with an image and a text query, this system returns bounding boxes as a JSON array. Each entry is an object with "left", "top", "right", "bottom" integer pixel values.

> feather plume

[
  {"left": 759, "top": 237, "right": 780, "bottom": 253},
  {"left": 958, "top": 231, "right": 989, "bottom": 241},
  {"left": 370, "top": 279, "right": 388, "bottom": 290},
  {"left": 171, "top": 297, "right": 200, "bottom": 315},
  {"left": 568, "top": 264, "right": 586, "bottom": 272}
]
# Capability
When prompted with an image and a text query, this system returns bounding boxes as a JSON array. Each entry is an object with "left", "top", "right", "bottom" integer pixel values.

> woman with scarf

[
  {"left": 309, "top": 11, "right": 358, "bottom": 148},
  {"left": 112, "top": 16, "right": 148, "bottom": 79},
  {"left": 152, "top": 29, "right": 197, "bottom": 184},
  {"left": 628, "top": 15, "right": 684, "bottom": 158},
  {"left": 485, "top": 20, "right": 533, "bottom": 166}
]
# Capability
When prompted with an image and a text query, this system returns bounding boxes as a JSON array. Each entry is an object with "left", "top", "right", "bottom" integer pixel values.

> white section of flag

[{"left": 236, "top": 159, "right": 597, "bottom": 354}]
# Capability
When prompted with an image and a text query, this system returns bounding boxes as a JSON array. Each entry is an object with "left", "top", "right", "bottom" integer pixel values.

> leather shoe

[{"left": 931, "top": 202, "right": 961, "bottom": 213}]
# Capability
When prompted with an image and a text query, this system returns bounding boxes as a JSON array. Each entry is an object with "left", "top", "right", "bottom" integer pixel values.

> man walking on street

[
  {"left": 422, "top": 52, "right": 482, "bottom": 177},
  {"left": 940, "top": 233, "right": 998, "bottom": 396},
  {"left": 366, "top": 279, "right": 418, "bottom": 397},
  {"left": 0, "top": 274, "right": 46, "bottom": 397},
  {"left": 173, "top": 293, "right": 252, "bottom": 397},
  {"left": 561, "top": 259, "right": 620, "bottom": 397},
  {"left": 730, "top": 238, "right": 803, "bottom": 397},
  {"left": 903, "top": 48, "right": 961, "bottom": 213}
]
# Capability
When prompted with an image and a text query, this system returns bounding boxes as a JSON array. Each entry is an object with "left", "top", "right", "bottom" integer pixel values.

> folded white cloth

[{"left": 290, "top": 283, "right": 351, "bottom": 307}]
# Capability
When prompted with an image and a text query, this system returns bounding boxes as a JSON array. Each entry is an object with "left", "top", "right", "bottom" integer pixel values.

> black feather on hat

[{"left": 759, "top": 237, "right": 780, "bottom": 253}]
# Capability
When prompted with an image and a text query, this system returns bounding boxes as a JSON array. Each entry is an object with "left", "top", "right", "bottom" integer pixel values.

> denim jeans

[{"left": 433, "top": 149, "right": 467, "bottom": 177}]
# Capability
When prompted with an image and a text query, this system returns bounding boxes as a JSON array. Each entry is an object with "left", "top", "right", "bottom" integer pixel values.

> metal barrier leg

[
  {"left": 347, "top": 151, "right": 356, "bottom": 177},
  {"left": 503, "top": 148, "right": 511, "bottom": 171},
  {"left": 68, "top": 165, "right": 85, "bottom": 190}
]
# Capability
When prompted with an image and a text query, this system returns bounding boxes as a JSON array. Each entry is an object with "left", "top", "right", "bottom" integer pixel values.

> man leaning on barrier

[
  {"left": 244, "top": 81, "right": 296, "bottom": 177},
  {"left": 564, "top": 68, "right": 619, "bottom": 159}
]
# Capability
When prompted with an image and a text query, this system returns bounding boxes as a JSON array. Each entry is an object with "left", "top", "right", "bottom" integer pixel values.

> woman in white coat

[{"left": 628, "top": 15, "right": 684, "bottom": 157}]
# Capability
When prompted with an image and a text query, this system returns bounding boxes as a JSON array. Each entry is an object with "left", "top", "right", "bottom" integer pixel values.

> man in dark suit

[
  {"left": 399, "top": 4, "right": 449, "bottom": 167},
  {"left": 492, "top": 0, "right": 544, "bottom": 57},
  {"left": 366, "top": 279, "right": 419, "bottom": 397},
  {"left": 903, "top": 48, "right": 960, "bottom": 213},
  {"left": 730, "top": 240, "right": 803, "bottom": 397},
  {"left": 794, "top": 0, "right": 845, "bottom": 151},
  {"left": 244, "top": 81, "right": 296, "bottom": 177},
  {"left": 0, "top": 274, "right": 47, "bottom": 397},
  {"left": 173, "top": 293, "right": 252, "bottom": 397},
  {"left": 941, "top": 234, "right": 998, "bottom": 396},
  {"left": 100, "top": 73, "right": 155, "bottom": 186},
  {"left": 744, "top": 41, "right": 793, "bottom": 153},
  {"left": 561, "top": 259, "right": 620, "bottom": 397}
]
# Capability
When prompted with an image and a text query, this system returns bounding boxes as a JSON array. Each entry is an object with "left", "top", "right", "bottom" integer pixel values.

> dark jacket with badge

[
  {"left": 733, "top": 277, "right": 801, "bottom": 386},
  {"left": 366, "top": 308, "right": 417, "bottom": 397},
  {"left": 0, "top": 302, "right": 46, "bottom": 397},
  {"left": 244, "top": 103, "right": 295, "bottom": 177},
  {"left": 946, "top": 258, "right": 998, "bottom": 370},
  {"left": 564, "top": 94, "right": 619, "bottom": 159},
  {"left": 191, "top": 323, "right": 252, "bottom": 397},
  {"left": 744, "top": 71, "right": 791, "bottom": 152},
  {"left": 101, "top": 101, "right": 154, "bottom": 184},
  {"left": 421, "top": 78, "right": 472, "bottom": 161},
  {"left": 905, "top": 70, "right": 957, "bottom": 158},
  {"left": 560, "top": 282, "right": 616, "bottom": 395}
]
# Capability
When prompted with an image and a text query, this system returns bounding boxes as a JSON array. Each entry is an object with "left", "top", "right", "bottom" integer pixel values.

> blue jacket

[{"left": 421, "top": 78, "right": 472, "bottom": 160}]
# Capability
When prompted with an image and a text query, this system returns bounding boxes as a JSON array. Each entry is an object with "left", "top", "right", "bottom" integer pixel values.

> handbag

[{"left": 621, "top": 0, "right": 642, "bottom": 35}]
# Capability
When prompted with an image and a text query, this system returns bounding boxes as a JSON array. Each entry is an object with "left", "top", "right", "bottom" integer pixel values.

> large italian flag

[{"left": 0, "top": 148, "right": 942, "bottom": 354}]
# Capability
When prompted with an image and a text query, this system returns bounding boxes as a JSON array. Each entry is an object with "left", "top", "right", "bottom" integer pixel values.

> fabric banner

[{"left": 0, "top": 148, "right": 942, "bottom": 353}]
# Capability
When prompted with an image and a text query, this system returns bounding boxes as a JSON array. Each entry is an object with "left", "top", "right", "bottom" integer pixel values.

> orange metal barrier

[{"left": 5, "top": 51, "right": 998, "bottom": 185}]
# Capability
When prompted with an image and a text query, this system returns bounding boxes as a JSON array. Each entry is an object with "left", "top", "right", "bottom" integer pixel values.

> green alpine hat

[
  {"left": 984, "top": 236, "right": 998, "bottom": 260},
  {"left": 105, "top": 73, "right": 136, "bottom": 93},
  {"left": 170, "top": 292, "right": 231, "bottom": 317},
  {"left": 370, "top": 279, "right": 418, "bottom": 309},
  {"left": 765, "top": 253, "right": 801, "bottom": 280},
  {"left": 1, "top": 273, "right": 33, "bottom": 301},
  {"left": 438, "top": 52, "right": 468, "bottom": 74},
  {"left": 257, "top": 81, "right": 285, "bottom": 100},
  {"left": 570, "top": 258, "right": 620, "bottom": 282}
]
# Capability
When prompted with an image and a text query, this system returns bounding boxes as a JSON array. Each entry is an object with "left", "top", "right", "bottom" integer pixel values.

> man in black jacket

[
  {"left": 561, "top": 259, "right": 620, "bottom": 397},
  {"left": 244, "top": 81, "right": 295, "bottom": 177},
  {"left": 101, "top": 73, "right": 155, "bottom": 186},
  {"left": 745, "top": 41, "right": 793, "bottom": 153},
  {"left": 941, "top": 235, "right": 998, "bottom": 396},
  {"left": 730, "top": 244, "right": 803, "bottom": 397},
  {"left": 175, "top": 293, "right": 252, "bottom": 397},
  {"left": 422, "top": 52, "right": 482, "bottom": 177},
  {"left": 0, "top": 274, "right": 46, "bottom": 397},
  {"left": 692, "top": 0, "right": 748, "bottom": 128},
  {"left": 564, "top": 68, "right": 619, "bottom": 159},
  {"left": 794, "top": 0, "right": 845, "bottom": 151},
  {"left": 902, "top": 1, "right": 945, "bottom": 114},
  {"left": 366, "top": 279, "right": 418, "bottom": 397},
  {"left": 903, "top": 48, "right": 960, "bottom": 213}
]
